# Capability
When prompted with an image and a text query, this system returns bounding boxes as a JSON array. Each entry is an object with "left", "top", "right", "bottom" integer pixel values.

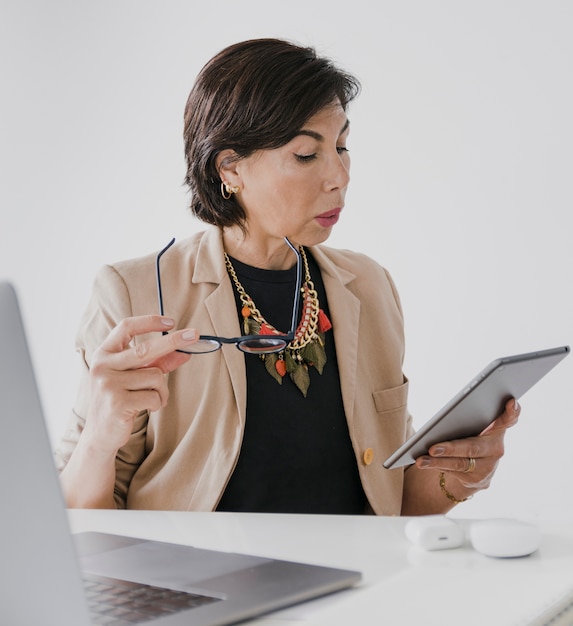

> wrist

[
  {"left": 76, "top": 426, "right": 121, "bottom": 463},
  {"left": 439, "top": 472, "right": 474, "bottom": 505}
]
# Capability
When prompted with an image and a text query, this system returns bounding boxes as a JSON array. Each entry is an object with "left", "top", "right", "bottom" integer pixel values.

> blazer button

[{"left": 363, "top": 448, "right": 374, "bottom": 465}]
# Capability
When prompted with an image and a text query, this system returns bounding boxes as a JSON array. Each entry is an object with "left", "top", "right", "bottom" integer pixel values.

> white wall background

[{"left": 1, "top": 1, "right": 571, "bottom": 521}]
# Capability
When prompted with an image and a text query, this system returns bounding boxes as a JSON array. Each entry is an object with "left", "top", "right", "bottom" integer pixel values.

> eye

[
  {"left": 295, "top": 153, "right": 318, "bottom": 163},
  {"left": 337, "top": 146, "right": 349, "bottom": 155}
]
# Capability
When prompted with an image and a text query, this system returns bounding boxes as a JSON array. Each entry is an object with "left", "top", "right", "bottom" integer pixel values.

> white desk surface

[{"left": 68, "top": 510, "right": 573, "bottom": 626}]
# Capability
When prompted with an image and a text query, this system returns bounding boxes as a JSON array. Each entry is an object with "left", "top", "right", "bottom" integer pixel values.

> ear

[{"left": 215, "top": 149, "right": 241, "bottom": 186}]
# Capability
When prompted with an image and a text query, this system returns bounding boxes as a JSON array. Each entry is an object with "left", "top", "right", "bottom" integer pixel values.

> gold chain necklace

[{"left": 224, "top": 247, "right": 332, "bottom": 397}]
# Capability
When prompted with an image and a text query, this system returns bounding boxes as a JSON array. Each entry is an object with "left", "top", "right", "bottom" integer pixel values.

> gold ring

[{"left": 464, "top": 457, "right": 476, "bottom": 473}]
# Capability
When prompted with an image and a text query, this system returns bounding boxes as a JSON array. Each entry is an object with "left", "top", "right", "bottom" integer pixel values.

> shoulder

[
  {"left": 108, "top": 230, "right": 206, "bottom": 280},
  {"left": 86, "top": 229, "right": 222, "bottom": 321},
  {"left": 94, "top": 228, "right": 226, "bottom": 289},
  {"left": 313, "top": 243, "right": 399, "bottom": 292},
  {"left": 313, "top": 244, "right": 387, "bottom": 274}
]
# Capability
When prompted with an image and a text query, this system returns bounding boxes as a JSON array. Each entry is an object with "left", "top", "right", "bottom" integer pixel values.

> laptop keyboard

[{"left": 83, "top": 572, "right": 221, "bottom": 625}]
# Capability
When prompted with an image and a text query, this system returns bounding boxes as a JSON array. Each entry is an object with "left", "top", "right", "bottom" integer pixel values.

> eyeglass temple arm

[
  {"left": 157, "top": 236, "right": 301, "bottom": 337},
  {"left": 283, "top": 237, "right": 302, "bottom": 337},
  {"left": 156, "top": 237, "right": 176, "bottom": 318}
]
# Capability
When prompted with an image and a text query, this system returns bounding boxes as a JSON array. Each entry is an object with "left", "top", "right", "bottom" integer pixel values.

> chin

[
  {"left": 288, "top": 228, "right": 331, "bottom": 249},
  {"left": 309, "top": 230, "right": 333, "bottom": 247}
]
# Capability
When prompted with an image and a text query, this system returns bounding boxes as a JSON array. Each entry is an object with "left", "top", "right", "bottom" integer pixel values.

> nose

[{"left": 324, "top": 153, "right": 350, "bottom": 192}]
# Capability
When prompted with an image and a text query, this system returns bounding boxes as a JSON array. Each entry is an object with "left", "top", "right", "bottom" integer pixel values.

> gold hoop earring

[{"left": 221, "top": 181, "right": 240, "bottom": 200}]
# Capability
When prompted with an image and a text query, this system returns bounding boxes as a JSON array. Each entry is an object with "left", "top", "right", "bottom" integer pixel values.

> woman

[{"left": 56, "top": 38, "right": 519, "bottom": 514}]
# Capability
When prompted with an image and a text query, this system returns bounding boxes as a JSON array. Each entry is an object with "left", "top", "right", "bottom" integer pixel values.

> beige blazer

[{"left": 56, "top": 226, "right": 413, "bottom": 514}]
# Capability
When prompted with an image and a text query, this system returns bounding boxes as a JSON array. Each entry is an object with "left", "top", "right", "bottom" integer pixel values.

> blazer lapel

[
  {"left": 312, "top": 247, "right": 360, "bottom": 426},
  {"left": 189, "top": 232, "right": 360, "bottom": 428},
  {"left": 193, "top": 228, "right": 247, "bottom": 423}
]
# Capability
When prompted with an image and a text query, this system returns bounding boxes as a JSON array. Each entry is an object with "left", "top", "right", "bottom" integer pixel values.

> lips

[{"left": 315, "top": 207, "right": 341, "bottom": 228}]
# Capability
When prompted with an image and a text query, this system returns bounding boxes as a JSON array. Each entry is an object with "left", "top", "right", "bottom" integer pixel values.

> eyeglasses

[{"left": 156, "top": 237, "right": 302, "bottom": 354}]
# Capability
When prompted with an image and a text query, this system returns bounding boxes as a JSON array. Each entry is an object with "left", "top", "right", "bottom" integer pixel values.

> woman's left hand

[{"left": 415, "top": 398, "right": 521, "bottom": 493}]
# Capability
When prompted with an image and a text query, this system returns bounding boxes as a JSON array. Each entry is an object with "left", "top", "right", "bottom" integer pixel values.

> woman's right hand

[
  {"left": 60, "top": 315, "right": 197, "bottom": 508},
  {"left": 83, "top": 315, "right": 197, "bottom": 454}
]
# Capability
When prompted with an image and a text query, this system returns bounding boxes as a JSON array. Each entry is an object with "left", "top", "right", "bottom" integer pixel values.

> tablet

[{"left": 383, "top": 345, "right": 570, "bottom": 469}]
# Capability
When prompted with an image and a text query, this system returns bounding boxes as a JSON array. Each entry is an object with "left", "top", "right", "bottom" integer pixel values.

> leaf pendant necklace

[{"left": 225, "top": 246, "right": 332, "bottom": 397}]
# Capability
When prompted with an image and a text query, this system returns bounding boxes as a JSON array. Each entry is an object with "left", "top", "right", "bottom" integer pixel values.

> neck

[{"left": 222, "top": 228, "right": 299, "bottom": 271}]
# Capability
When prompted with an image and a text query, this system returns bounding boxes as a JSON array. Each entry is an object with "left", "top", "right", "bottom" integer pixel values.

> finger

[
  {"left": 91, "top": 366, "right": 171, "bottom": 409},
  {"left": 117, "top": 366, "right": 169, "bottom": 393},
  {"left": 436, "top": 456, "right": 483, "bottom": 474},
  {"left": 424, "top": 436, "right": 482, "bottom": 460},
  {"left": 89, "top": 368, "right": 169, "bottom": 437},
  {"left": 99, "top": 318, "right": 198, "bottom": 370},
  {"left": 416, "top": 450, "right": 499, "bottom": 479},
  {"left": 85, "top": 387, "right": 163, "bottom": 453},
  {"left": 418, "top": 429, "right": 509, "bottom": 476},
  {"left": 149, "top": 350, "right": 193, "bottom": 374},
  {"left": 125, "top": 388, "right": 167, "bottom": 414},
  {"left": 424, "top": 397, "right": 520, "bottom": 456},
  {"left": 434, "top": 430, "right": 507, "bottom": 459},
  {"left": 101, "top": 315, "right": 177, "bottom": 353},
  {"left": 481, "top": 398, "right": 520, "bottom": 435},
  {"left": 127, "top": 328, "right": 197, "bottom": 369},
  {"left": 417, "top": 451, "right": 482, "bottom": 473}
]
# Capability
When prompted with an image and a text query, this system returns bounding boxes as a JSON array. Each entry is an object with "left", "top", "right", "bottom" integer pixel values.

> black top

[{"left": 216, "top": 249, "right": 367, "bottom": 514}]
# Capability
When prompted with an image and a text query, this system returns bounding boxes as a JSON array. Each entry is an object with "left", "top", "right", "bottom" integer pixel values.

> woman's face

[{"left": 233, "top": 102, "right": 351, "bottom": 248}]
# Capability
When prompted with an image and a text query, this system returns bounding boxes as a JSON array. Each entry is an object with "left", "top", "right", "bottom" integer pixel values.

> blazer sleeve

[{"left": 54, "top": 264, "right": 149, "bottom": 509}]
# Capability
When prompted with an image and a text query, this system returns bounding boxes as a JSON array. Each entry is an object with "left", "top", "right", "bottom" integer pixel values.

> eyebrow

[{"left": 296, "top": 118, "right": 350, "bottom": 142}]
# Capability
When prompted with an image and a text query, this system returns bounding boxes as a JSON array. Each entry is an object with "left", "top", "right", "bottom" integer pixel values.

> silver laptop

[{"left": 0, "top": 281, "right": 361, "bottom": 626}]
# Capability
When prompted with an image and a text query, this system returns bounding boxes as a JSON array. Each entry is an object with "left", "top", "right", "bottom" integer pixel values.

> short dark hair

[{"left": 183, "top": 38, "right": 361, "bottom": 228}]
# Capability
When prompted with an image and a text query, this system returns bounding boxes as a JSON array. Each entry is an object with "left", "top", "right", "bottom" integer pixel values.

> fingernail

[
  {"left": 182, "top": 329, "right": 196, "bottom": 341},
  {"left": 161, "top": 317, "right": 175, "bottom": 327},
  {"left": 514, "top": 399, "right": 520, "bottom": 412},
  {"left": 432, "top": 446, "right": 446, "bottom": 457},
  {"left": 419, "top": 458, "right": 431, "bottom": 468}
]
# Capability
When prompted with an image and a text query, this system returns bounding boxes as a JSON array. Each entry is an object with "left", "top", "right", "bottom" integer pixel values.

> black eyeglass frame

[{"left": 155, "top": 237, "right": 302, "bottom": 354}]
